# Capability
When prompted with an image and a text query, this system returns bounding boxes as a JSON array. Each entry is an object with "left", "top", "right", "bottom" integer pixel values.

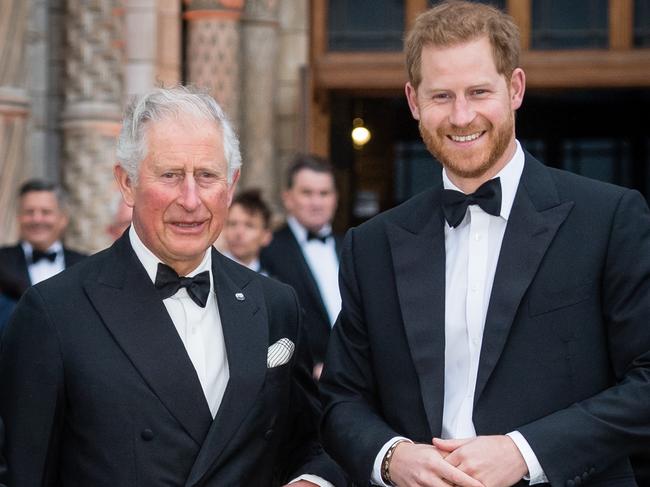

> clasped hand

[{"left": 389, "top": 435, "right": 528, "bottom": 487}]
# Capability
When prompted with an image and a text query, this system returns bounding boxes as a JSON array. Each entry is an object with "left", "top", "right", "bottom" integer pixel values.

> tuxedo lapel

[
  {"left": 15, "top": 246, "right": 31, "bottom": 286},
  {"left": 63, "top": 248, "right": 85, "bottom": 267},
  {"left": 83, "top": 235, "right": 212, "bottom": 446},
  {"left": 334, "top": 234, "right": 343, "bottom": 257},
  {"left": 186, "top": 251, "right": 267, "bottom": 486},
  {"left": 474, "top": 156, "right": 574, "bottom": 403},
  {"left": 386, "top": 188, "right": 446, "bottom": 435},
  {"left": 4, "top": 245, "right": 32, "bottom": 289},
  {"left": 283, "top": 227, "right": 329, "bottom": 318}
]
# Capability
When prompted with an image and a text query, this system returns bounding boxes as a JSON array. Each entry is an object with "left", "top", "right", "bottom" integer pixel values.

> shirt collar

[
  {"left": 22, "top": 240, "right": 63, "bottom": 259},
  {"left": 442, "top": 139, "right": 525, "bottom": 221},
  {"left": 287, "top": 216, "right": 333, "bottom": 245},
  {"left": 128, "top": 226, "right": 212, "bottom": 285},
  {"left": 247, "top": 258, "right": 262, "bottom": 273},
  {"left": 222, "top": 251, "right": 261, "bottom": 272}
]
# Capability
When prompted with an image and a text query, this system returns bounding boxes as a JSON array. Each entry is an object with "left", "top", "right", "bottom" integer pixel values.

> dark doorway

[{"left": 331, "top": 88, "right": 650, "bottom": 231}]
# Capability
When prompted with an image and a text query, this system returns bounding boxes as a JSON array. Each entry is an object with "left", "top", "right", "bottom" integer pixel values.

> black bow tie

[
  {"left": 306, "top": 231, "right": 330, "bottom": 243},
  {"left": 32, "top": 250, "right": 57, "bottom": 263},
  {"left": 154, "top": 263, "right": 211, "bottom": 308},
  {"left": 442, "top": 177, "right": 502, "bottom": 228}
]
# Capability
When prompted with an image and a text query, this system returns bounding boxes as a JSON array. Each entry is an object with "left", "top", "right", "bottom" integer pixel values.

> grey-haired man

[{"left": 0, "top": 86, "right": 346, "bottom": 487}]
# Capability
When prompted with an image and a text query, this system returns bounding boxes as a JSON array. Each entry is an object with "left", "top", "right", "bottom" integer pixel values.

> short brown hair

[
  {"left": 19, "top": 179, "right": 68, "bottom": 210},
  {"left": 405, "top": 0, "right": 520, "bottom": 88},
  {"left": 231, "top": 189, "right": 271, "bottom": 228},
  {"left": 286, "top": 154, "right": 335, "bottom": 189}
]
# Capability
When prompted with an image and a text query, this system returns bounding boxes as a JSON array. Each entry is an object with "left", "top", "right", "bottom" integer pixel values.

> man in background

[
  {"left": 0, "top": 179, "right": 86, "bottom": 296},
  {"left": 223, "top": 189, "right": 272, "bottom": 274},
  {"left": 106, "top": 193, "right": 134, "bottom": 241},
  {"left": 261, "top": 155, "right": 341, "bottom": 378}
]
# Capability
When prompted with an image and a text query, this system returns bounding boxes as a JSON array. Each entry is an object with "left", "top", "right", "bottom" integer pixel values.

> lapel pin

[{"left": 235, "top": 292, "right": 245, "bottom": 301}]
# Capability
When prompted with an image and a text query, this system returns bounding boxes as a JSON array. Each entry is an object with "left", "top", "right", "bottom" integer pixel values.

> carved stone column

[
  {"left": 156, "top": 0, "right": 182, "bottom": 86},
  {"left": 240, "top": 0, "right": 280, "bottom": 200},
  {"left": 184, "top": 0, "right": 244, "bottom": 129},
  {"left": 0, "top": 0, "right": 30, "bottom": 244},
  {"left": 124, "top": 0, "right": 181, "bottom": 96},
  {"left": 61, "top": 0, "right": 124, "bottom": 252},
  {"left": 124, "top": 0, "right": 158, "bottom": 97},
  {"left": 274, "top": 0, "right": 309, "bottom": 218}
]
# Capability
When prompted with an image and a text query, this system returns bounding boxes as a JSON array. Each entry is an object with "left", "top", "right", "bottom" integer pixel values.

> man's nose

[
  {"left": 31, "top": 211, "right": 46, "bottom": 222},
  {"left": 178, "top": 175, "right": 200, "bottom": 210},
  {"left": 448, "top": 96, "right": 476, "bottom": 127},
  {"left": 310, "top": 195, "right": 325, "bottom": 205}
]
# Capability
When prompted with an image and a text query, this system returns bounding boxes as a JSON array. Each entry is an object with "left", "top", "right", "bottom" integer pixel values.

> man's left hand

[
  {"left": 283, "top": 481, "right": 319, "bottom": 487},
  {"left": 433, "top": 435, "right": 528, "bottom": 487}
]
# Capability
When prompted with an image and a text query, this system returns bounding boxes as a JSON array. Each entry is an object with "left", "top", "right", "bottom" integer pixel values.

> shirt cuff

[
  {"left": 507, "top": 431, "right": 549, "bottom": 485},
  {"left": 289, "top": 474, "right": 335, "bottom": 487},
  {"left": 371, "top": 436, "right": 411, "bottom": 486}
]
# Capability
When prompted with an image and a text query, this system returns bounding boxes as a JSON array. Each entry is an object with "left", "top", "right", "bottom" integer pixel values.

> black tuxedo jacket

[
  {"left": 261, "top": 225, "right": 342, "bottom": 364},
  {"left": 0, "top": 234, "right": 346, "bottom": 486},
  {"left": 320, "top": 154, "right": 650, "bottom": 486},
  {"left": 0, "top": 243, "right": 86, "bottom": 295},
  {"left": 0, "top": 416, "right": 6, "bottom": 487}
]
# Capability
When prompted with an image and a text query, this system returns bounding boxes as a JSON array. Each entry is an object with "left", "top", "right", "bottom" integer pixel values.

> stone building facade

[{"left": 0, "top": 0, "right": 310, "bottom": 252}]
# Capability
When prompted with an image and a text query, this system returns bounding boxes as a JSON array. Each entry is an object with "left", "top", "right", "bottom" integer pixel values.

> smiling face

[
  {"left": 18, "top": 190, "right": 68, "bottom": 251},
  {"left": 405, "top": 36, "right": 525, "bottom": 192},
  {"left": 224, "top": 203, "right": 271, "bottom": 266},
  {"left": 283, "top": 169, "right": 337, "bottom": 233},
  {"left": 115, "top": 116, "right": 239, "bottom": 275}
]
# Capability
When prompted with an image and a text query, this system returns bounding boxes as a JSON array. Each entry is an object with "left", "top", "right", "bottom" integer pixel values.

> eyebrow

[{"left": 420, "top": 80, "right": 496, "bottom": 94}]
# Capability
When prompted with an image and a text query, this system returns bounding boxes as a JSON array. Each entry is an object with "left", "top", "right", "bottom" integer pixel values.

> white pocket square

[{"left": 267, "top": 338, "right": 295, "bottom": 368}]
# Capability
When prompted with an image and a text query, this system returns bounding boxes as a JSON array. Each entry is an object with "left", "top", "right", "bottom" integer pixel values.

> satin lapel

[
  {"left": 474, "top": 157, "right": 574, "bottom": 403},
  {"left": 12, "top": 245, "right": 31, "bottom": 287},
  {"left": 284, "top": 228, "right": 330, "bottom": 319},
  {"left": 83, "top": 235, "right": 212, "bottom": 446},
  {"left": 386, "top": 188, "right": 446, "bottom": 436},
  {"left": 334, "top": 234, "right": 343, "bottom": 258},
  {"left": 186, "top": 251, "right": 267, "bottom": 486}
]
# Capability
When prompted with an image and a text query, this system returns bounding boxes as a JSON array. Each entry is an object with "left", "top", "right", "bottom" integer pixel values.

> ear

[
  {"left": 261, "top": 228, "right": 272, "bottom": 247},
  {"left": 405, "top": 82, "right": 421, "bottom": 120},
  {"left": 58, "top": 211, "right": 69, "bottom": 232},
  {"left": 281, "top": 189, "right": 293, "bottom": 213},
  {"left": 227, "top": 169, "right": 240, "bottom": 207},
  {"left": 509, "top": 68, "right": 526, "bottom": 111},
  {"left": 114, "top": 164, "right": 136, "bottom": 207}
]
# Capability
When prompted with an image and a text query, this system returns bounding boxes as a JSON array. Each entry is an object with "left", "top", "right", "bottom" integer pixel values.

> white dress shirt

[
  {"left": 287, "top": 217, "right": 341, "bottom": 326},
  {"left": 131, "top": 228, "right": 332, "bottom": 487},
  {"left": 129, "top": 227, "right": 229, "bottom": 418},
  {"left": 23, "top": 240, "right": 65, "bottom": 285},
  {"left": 222, "top": 251, "right": 266, "bottom": 276},
  {"left": 372, "top": 141, "right": 547, "bottom": 485}
]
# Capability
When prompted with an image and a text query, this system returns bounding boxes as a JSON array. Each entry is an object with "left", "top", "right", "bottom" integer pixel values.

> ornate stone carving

[
  {"left": 185, "top": 0, "right": 245, "bottom": 11},
  {"left": 245, "top": 0, "right": 279, "bottom": 22},
  {"left": 184, "top": 0, "right": 244, "bottom": 129},
  {"left": 64, "top": 0, "right": 123, "bottom": 104},
  {"left": 0, "top": 0, "right": 30, "bottom": 244},
  {"left": 61, "top": 0, "right": 124, "bottom": 252}
]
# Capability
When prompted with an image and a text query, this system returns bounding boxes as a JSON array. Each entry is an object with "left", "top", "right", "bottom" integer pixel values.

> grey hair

[{"left": 116, "top": 85, "right": 242, "bottom": 184}]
